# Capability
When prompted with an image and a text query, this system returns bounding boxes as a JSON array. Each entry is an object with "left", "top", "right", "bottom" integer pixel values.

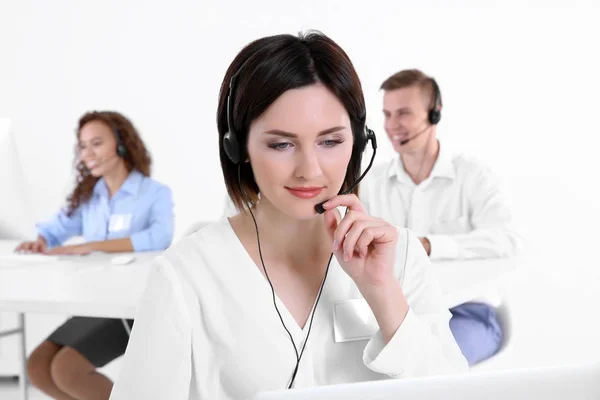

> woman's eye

[
  {"left": 268, "top": 142, "right": 292, "bottom": 150},
  {"left": 321, "top": 139, "right": 344, "bottom": 148}
]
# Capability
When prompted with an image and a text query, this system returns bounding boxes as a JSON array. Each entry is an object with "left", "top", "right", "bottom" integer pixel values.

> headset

[
  {"left": 428, "top": 77, "right": 442, "bottom": 125},
  {"left": 399, "top": 77, "right": 442, "bottom": 146},
  {"left": 102, "top": 115, "right": 127, "bottom": 158},
  {"left": 223, "top": 68, "right": 376, "bottom": 164},
  {"left": 223, "top": 56, "right": 378, "bottom": 214},
  {"left": 223, "top": 52, "right": 377, "bottom": 389},
  {"left": 113, "top": 126, "right": 127, "bottom": 158}
]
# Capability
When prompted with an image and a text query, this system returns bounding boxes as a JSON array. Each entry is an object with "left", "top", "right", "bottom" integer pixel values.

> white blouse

[{"left": 109, "top": 218, "right": 468, "bottom": 400}]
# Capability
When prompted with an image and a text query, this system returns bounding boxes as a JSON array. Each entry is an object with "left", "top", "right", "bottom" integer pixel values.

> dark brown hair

[
  {"left": 380, "top": 69, "right": 443, "bottom": 109},
  {"left": 217, "top": 30, "right": 367, "bottom": 212},
  {"left": 66, "top": 111, "right": 152, "bottom": 215}
]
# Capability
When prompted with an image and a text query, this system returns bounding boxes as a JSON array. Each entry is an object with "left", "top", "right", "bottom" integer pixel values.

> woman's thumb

[{"left": 323, "top": 208, "right": 341, "bottom": 241}]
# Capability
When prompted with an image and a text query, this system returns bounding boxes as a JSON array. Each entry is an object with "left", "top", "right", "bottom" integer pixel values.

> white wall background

[
  {"left": 0, "top": 0, "right": 600, "bottom": 253},
  {"left": 1, "top": 0, "right": 599, "bottom": 249},
  {"left": 1, "top": 0, "right": 600, "bottom": 376}
]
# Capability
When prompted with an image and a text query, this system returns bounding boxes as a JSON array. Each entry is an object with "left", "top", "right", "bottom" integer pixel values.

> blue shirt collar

[{"left": 93, "top": 169, "right": 144, "bottom": 198}]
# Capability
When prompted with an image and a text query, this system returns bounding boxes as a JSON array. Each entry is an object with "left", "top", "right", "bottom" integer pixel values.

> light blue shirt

[{"left": 37, "top": 170, "right": 174, "bottom": 252}]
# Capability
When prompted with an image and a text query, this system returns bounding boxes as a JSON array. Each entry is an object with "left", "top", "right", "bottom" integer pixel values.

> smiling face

[
  {"left": 245, "top": 83, "right": 354, "bottom": 219},
  {"left": 383, "top": 85, "right": 434, "bottom": 153},
  {"left": 78, "top": 120, "right": 125, "bottom": 177}
]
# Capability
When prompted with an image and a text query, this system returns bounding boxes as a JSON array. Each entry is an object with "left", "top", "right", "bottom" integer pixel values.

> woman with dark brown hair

[
  {"left": 110, "top": 31, "right": 466, "bottom": 400},
  {"left": 16, "top": 110, "right": 174, "bottom": 399}
]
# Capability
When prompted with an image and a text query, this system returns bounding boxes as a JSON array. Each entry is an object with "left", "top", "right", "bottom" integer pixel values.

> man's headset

[
  {"left": 399, "top": 77, "right": 442, "bottom": 146},
  {"left": 222, "top": 56, "right": 378, "bottom": 214},
  {"left": 428, "top": 78, "right": 442, "bottom": 125}
]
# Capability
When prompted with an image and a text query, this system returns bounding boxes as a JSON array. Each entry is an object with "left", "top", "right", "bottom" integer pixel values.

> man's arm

[{"left": 424, "top": 165, "right": 523, "bottom": 260}]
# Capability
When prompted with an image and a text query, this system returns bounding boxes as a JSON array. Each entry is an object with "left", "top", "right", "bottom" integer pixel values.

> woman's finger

[
  {"left": 320, "top": 194, "right": 366, "bottom": 214},
  {"left": 324, "top": 207, "right": 342, "bottom": 245},
  {"left": 355, "top": 225, "right": 396, "bottom": 258},
  {"left": 332, "top": 210, "right": 364, "bottom": 251},
  {"left": 342, "top": 219, "right": 383, "bottom": 260}
]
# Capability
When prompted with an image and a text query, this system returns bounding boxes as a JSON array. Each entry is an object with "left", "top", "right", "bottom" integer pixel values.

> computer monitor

[
  {"left": 253, "top": 363, "right": 600, "bottom": 400},
  {"left": 0, "top": 117, "right": 36, "bottom": 239}
]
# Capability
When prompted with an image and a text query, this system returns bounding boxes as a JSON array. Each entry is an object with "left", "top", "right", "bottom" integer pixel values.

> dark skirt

[{"left": 47, "top": 317, "right": 134, "bottom": 368}]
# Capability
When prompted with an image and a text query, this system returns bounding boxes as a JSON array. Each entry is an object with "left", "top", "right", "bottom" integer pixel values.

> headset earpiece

[
  {"left": 111, "top": 125, "right": 127, "bottom": 158},
  {"left": 355, "top": 123, "right": 377, "bottom": 153},
  {"left": 365, "top": 126, "right": 377, "bottom": 150},
  {"left": 223, "top": 131, "right": 241, "bottom": 164},
  {"left": 428, "top": 78, "right": 442, "bottom": 125},
  {"left": 428, "top": 107, "right": 441, "bottom": 125},
  {"left": 116, "top": 142, "right": 127, "bottom": 157}
]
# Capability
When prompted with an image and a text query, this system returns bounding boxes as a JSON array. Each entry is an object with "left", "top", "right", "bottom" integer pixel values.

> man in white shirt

[{"left": 360, "top": 69, "right": 523, "bottom": 365}]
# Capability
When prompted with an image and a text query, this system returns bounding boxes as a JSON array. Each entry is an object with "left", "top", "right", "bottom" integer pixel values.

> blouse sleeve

[
  {"left": 362, "top": 228, "right": 469, "bottom": 377},
  {"left": 109, "top": 256, "right": 193, "bottom": 399},
  {"left": 36, "top": 206, "right": 83, "bottom": 248}
]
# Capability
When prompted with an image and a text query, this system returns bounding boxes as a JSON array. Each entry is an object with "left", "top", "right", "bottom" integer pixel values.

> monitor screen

[{"left": 0, "top": 117, "right": 36, "bottom": 239}]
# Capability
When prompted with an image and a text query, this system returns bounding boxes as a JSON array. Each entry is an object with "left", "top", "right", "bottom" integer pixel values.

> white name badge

[
  {"left": 333, "top": 298, "right": 378, "bottom": 343},
  {"left": 108, "top": 214, "right": 133, "bottom": 232}
]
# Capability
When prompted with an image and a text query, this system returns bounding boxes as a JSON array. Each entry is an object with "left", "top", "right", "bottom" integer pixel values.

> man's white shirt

[{"left": 360, "top": 141, "right": 523, "bottom": 261}]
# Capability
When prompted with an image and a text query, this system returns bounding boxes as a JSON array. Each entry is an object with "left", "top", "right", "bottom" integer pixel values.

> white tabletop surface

[
  {"left": 433, "top": 256, "right": 524, "bottom": 308},
  {"left": 0, "top": 240, "right": 521, "bottom": 318},
  {"left": 0, "top": 240, "right": 160, "bottom": 319}
]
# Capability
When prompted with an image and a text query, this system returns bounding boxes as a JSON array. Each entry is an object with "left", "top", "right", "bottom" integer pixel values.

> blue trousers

[{"left": 449, "top": 302, "right": 503, "bottom": 366}]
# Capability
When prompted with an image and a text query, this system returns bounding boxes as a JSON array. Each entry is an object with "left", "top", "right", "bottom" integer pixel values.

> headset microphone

[
  {"left": 399, "top": 124, "right": 430, "bottom": 146},
  {"left": 314, "top": 128, "right": 377, "bottom": 214}
]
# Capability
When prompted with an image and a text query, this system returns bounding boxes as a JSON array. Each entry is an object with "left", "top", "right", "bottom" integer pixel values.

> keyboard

[{"left": 0, "top": 253, "right": 59, "bottom": 262}]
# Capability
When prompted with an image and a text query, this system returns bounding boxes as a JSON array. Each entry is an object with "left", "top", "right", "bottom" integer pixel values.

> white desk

[
  {"left": 0, "top": 240, "right": 522, "bottom": 315},
  {"left": 0, "top": 239, "right": 521, "bottom": 400},
  {"left": 434, "top": 256, "right": 524, "bottom": 309},
  {"left": 0, "top": 242, "right": 160, "bottom": 318},
  {"left": 0, "top": 240, "right": 160, "bottom": 400}
]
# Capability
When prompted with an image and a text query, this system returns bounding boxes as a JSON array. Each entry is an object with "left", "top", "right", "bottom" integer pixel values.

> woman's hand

[
  {"left": 14, "top": 236, "right": 47, "bottom": 254},
  {"left": 44, "top": 243, "right": 93, "bottom": 255},
  {"left": 322, "top": 194, "right": 399, "bottom": 288},
  {"left": 323, "top": 194, "right": 410, "bottom": 343}
]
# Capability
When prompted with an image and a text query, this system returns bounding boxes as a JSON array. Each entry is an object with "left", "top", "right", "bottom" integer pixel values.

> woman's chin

[
  {"left": 281, "top": 200, "right": 327, "bottom": 220},
  {"left": 88, "top": 167, "right": 103, "bottom": 177}
]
